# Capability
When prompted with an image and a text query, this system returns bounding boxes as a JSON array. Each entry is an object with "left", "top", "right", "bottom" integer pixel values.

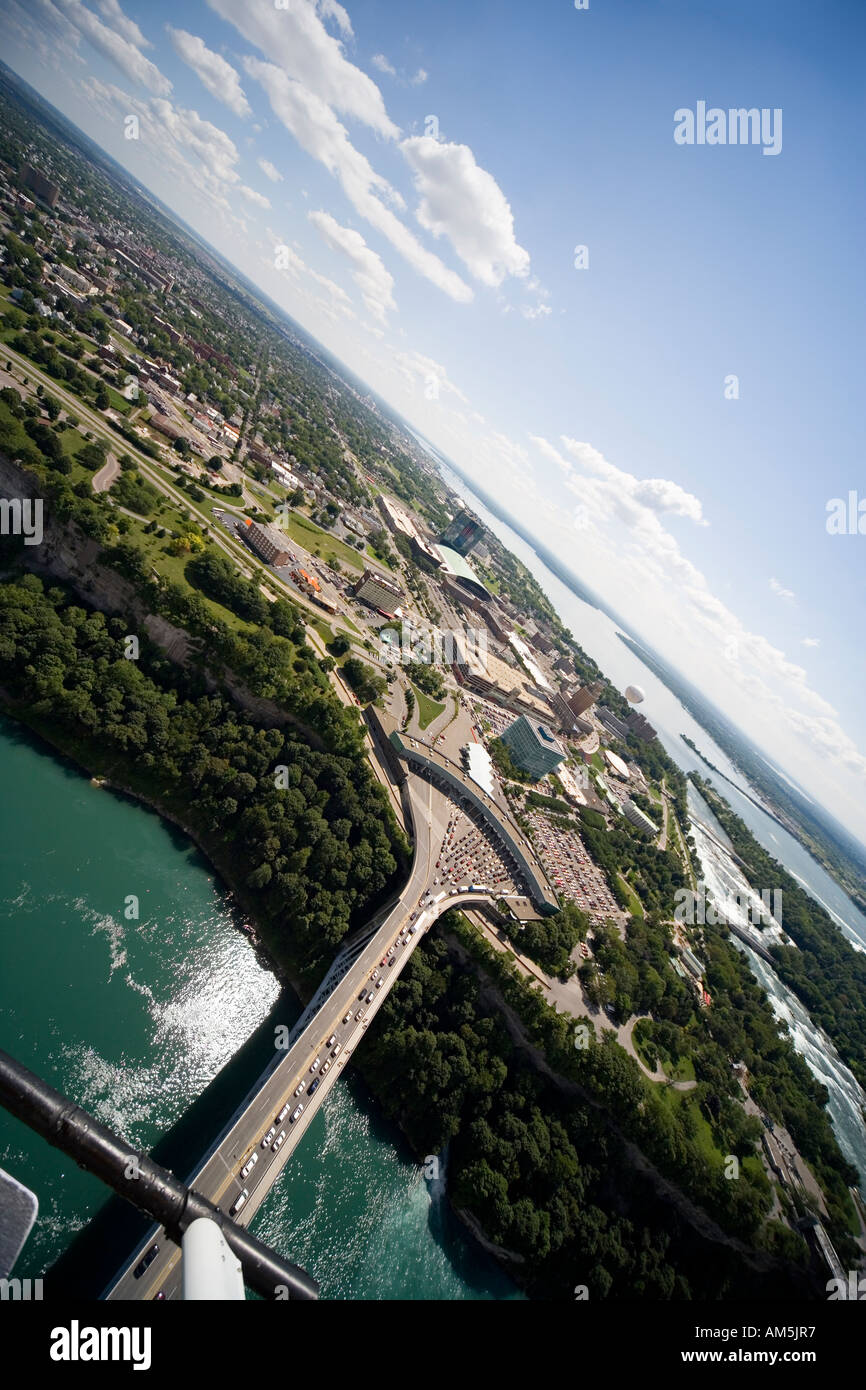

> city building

[
  {"left": 627, "top": 710, "right": 657, "bottom": 743},
  {"left": 451, "top": 636, "right": 550, "bottom": 720},
  {"left": 548, "top": 690, "right": 583, "bottom": 734},
  {"left": 439, "top": 509, "right": 485, "bottom": 556},
  {"left": 596, "top": 707, "right": 631, "bottom": 740},
  {"left": 679, "top": 945, "right": 705, "bottom": 980},
  {"left": 500, "top": 714, "right": 566, "bottom": 781},
  {"left": 354, "top": 567, "right": 404, "bottom": 615},
  {"left": 603, "top": 748, "right": 631, "bottom": 781},
  {"left": 568, "top": 681, "right": 604, "bottom": 718},
  {"left": 377, "top": 495, "right": 441, "bottom": 566},
  {"left": 241, "top": 518, "right": 294, "bottom": 567},
  {"left": 460, "top": 742, "right": 495, "bottom": 797},
  {"left": 622, "top": 798, "right": 657, "bottom": 836},
  {"left": 434, "top": 544, "right": 492, "bottom": 602},
  {"left": 20, "top": 162, "right": 59, "bottom": 208}
]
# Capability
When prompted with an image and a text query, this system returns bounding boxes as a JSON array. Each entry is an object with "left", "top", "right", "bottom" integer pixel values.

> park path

[{"left": 92, "top": 451, "right": 120, "bottom": 493}]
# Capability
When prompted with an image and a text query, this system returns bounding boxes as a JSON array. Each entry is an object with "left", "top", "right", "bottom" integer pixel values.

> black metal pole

[{"left": 0, "top": 1048, "right": 318, "bottom": 1301}]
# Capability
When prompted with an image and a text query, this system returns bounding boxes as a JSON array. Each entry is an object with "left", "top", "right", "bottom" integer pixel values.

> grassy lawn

[
  {"left": 616, "top": 872, "right": 644, "bottom": 918},
  {"left": 412, "top": 683, "right": 445, "bottom": 730},
  {"left": 104, "top": 384, "right": 132, "bottom": 415},
  {"left": 634, "top": 1021, "right": 696, "bottom": 1083},
  {"left": 309, "top": 616, "right": 334, "bottom": 646}
]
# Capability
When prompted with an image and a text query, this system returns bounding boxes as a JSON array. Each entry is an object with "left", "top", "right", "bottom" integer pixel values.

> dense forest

[
  {"left": 0, "top": 573, "right": 406, "bottom": 984},
  {"left": 358, "top": 919, "right": 853, "bottom": 1298}
]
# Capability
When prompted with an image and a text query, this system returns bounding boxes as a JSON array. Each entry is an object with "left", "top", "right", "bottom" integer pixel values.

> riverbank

[{"left": 0, "top": 693, "right": 311, "bottom": 1002}]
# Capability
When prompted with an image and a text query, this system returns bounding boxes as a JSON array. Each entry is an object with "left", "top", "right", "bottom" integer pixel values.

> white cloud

[
  {"left": 401, "top": 135, "right": 530, "bottom": 287},
  {"left": 167, "top": 28, "right": 251, "bottom": 118},
  {"left": 244, "top": 58, "right": 473, "bottom": 303},
  {"left": 371, "top": 53, "right": 396, "bottom": 76},
  {"left": 150, "top": 97, "right": 242, "bottom": 184},
  {"left": 240, "top": 185, "right": 271, "bottom": 209},
  {"left": 528, "top": 434, "right": 572, "bottom": 473},
  {"left": 522, "top": 302, "right": 551, "bottom": 320},
  {"left": 56, "top": 0, "right": 172, "bottom": 95},
  {"left": 803, "top": 637, "right": 821, "bottom": 648},
  {"left": 268, "top": 231, "right": 358, "bottom": 325},
  {"left": 392, "top": 350, "right": 468, "bottom": 403},
  {"left": 560, "top": 438, "right": 708, "bottom": 525},
  {"left": 770, "top": 576, "right": 796, "bottom": 601},
  {"left": 257, "top": 157, "right": 283, "bottom": 183},
  {"left": 411, "top": 68, "right": 428, "bottom": 85},
  {"left": 317, "top": 0, "right": 353, "bottom": 37},
  {"left": 94, "top": 0, "right": 148, "bottom": 48},
  {"left": 308, "top": 210, "right": 396, "bottom": 323},
  {"left": 206, "top": 0, "right": 397, "bottom": 138}
]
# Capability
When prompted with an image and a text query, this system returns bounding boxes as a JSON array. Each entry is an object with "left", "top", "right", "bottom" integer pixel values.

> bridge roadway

[{"left": 105, "top": 772, "right": 512, "bottom": 1300}]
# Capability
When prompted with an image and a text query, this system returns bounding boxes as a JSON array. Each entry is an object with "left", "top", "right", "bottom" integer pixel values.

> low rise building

[
  {"left": 354, "top": 567, "right": 404, "bottom": 615},
  {"left": 242, "top": 518, "right": 294, "bottom": 567},
  {"left": 622, "top": 798, "right": 657, "bottom": 836}
]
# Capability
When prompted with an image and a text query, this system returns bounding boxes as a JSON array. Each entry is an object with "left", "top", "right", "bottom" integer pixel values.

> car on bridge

[
  {"left": 133, "top": 1244, "right": 159, "bottom": 1280},
  {"left": 240, "top": 1153, "right": 258, "bottom": 1180},
  {"left": 262, "top": 1126, "right": 277, "bottom": 1148},
  {"left": 272, "top": 1131, "right": 286, "bottom": 1151},
  {"left": 290, "top": 1104, "right": 304, "bottom": 1123},
  {"left": 230, "top": 1190, "right": 248, "bottom": 1217}
]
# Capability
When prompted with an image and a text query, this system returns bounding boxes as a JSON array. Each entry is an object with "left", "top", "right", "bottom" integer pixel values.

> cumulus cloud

[
  {"left": 56, "top": 0, "right": 172, "bottom": 95},
  {"left": 257, "top": 157, "right": 283, "bottom": 182},
  {"left": 308, "top": 210, "right": 396, "bottom": 323},
  {"left": 206, "top": 0, "right": 397, "bottom": 138},
  {"left": 411, "top": 68, "right": 428, "bottom": 85},
  {"left": 371, "top": 53, "right": 396, "bottom": 76},
  {"left": 770, "top": 576, "right": 796, "bottom": 601},
  {"left": 401, "top": 135, "right": 530, "bottom": 286},
  {"left": 560, "top": 438, "right": 708, "bottom": 524},
  {"left": 244, "top": 57, "right": 472, "bottom": 303},
  {"left": 167, "top": 28, "right": 251, "bottom": 118}
]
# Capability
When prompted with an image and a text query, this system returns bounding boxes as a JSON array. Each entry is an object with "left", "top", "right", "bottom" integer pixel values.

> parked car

[{"left": 240, "top": 1153, "right": 258, "bottom": 1180}]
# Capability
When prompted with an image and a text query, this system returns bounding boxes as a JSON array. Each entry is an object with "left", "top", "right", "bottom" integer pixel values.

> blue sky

[{"left": 1, "top": 0, "right": 865, "bottom": 841}]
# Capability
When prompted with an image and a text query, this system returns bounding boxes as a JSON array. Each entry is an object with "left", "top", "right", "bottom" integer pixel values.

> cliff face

[{"left": 0, "top": 452, "right": 301, "bottom": 733}]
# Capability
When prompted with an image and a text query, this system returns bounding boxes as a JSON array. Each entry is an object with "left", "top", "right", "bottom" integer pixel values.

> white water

[{"left": 689, "top": 781, "right": 866, "bottom": 1190}]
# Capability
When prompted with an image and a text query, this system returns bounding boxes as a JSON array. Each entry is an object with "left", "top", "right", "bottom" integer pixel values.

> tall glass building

[
  {"left": 439, "top": 509, "right": 484, "bottom": 556},
  {"left": 500, "top": 715, "right": 566, "bottom": 781}
]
